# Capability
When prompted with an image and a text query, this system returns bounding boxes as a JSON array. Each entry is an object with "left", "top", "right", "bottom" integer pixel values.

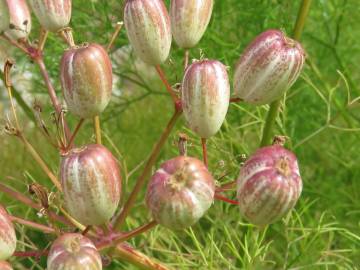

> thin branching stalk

[
  {"left": 107, "top": 21, "right": 124, "bottom": 51},
  {"left": 10, "top": 215, "right": 56, "bottom": 234},
  {"left": 155, "top": 65, "right": 179, "bottom": 104},
  {"left": 214, "top": 193, "right": 239, "bottom": 205},
  {"left": 184, "top": 49, "right": 189, "bottom": 70},
  {"left": 38, "top": 28, "right": 49, "bottom": 52},
  {"left": 93, "top": 116, "right": 102, "bottom": 144},
  {"left": 66, "top": 118, "right": 85, "bottom": 150},
  {"left": 260, "top": 0, "right": 313, "bottom": 146},
  {"left": 201, "top": 138, "right": 208, "bottom": 167}
]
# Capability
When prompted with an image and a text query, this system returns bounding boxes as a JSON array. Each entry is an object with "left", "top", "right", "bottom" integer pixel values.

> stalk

[
  {"left": 201, "top": 138, "right": 208, "bottom": 167},
  {"left": 93, "top": 116, "right": 102, "bottom": 144},
  {"left": 10, "top": 215, "right": 56, "bottom": 234},
  {"left": 260, "top": 0, "right": 312, "bottom": 146},
  {"left": 155, "top": 65, "right": 179, "bottom": 104},
  {"left": 113, "top": 109, "right": 182, "bottom": 230}
]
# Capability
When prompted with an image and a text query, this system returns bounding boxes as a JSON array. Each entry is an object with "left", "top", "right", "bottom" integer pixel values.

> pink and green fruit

[
  {"left": 182, "top": 59, "right": 230, "bottom": 138},
  {"left": 60, "top": 43, "right": 113, "bottom": 119},
  {"left": 0, "top": 261, "right": 13, "bottom": 270},
  {"left": 60, "top": 144, "right": 121, "bottom": 226},
  {"left": 237, "top": 145, "right": 303, "bottom": 226},
  {"left": 233, "top": 29, "right": 305, "bottom": 105},
  {"left": 0, "top": 206, "right": 16, "bottom": 260},
  {"left": 170, "top": 0, "right": 214, "bottom": 48},
  {"left": 47, "top": 233, "right": 102, "bottom": 270},
  {"left": 28, "top": 0, "right": 72, "bottom": 32},
  {"left": 146, "top": 156, "right": 215, "bottom": 230},
  {"left": 124, "top": 0, "right": 172, "bottom": 65}
]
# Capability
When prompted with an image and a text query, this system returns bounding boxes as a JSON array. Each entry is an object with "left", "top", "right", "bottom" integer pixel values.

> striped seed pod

[
  {"left": 28, "top": 0, "right": 71, "bottom": 32},
  {"left": 146, "top": 156, "right": 215, "bottom": 230},
  {"left": 170, "top": 0, "right": 213, "bottom": 48},
  {"left": 182, "top": 59, "right": 230, "bottom": 138},
  {"left": 0, "top": 206, "right": 16, "bottom": 260},
  {"left": 47, "top": 233, "right": 102, "bottom": 270},
  {"left": 60, "top": 43, "right": 113, "bottom": 119},
  {"left": 233, "top": 29, "right": 306, "bottom": 105},
  {"left": 60, "top": 144, "right": 121, "bottom": 226},
  {"left": 124, "top": 0, "right": 172, "bottom": 65},
  {"left": 1, "top": 0, "right": 31, "bottom": 40},
  {"left": 237, "top": 145, "right": 302, "bottom": 226},
  {"left": 0, "top": 261, "right": 13, "bottom": 270}
]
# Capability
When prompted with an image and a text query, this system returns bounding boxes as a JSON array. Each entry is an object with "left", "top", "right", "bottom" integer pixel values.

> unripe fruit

[
  {"left": 28, "top": 0, "right": 71, "bottom": 32},
  {"left": 182, "top": 60, "right": 230, "bottom": 138},
  {"left": 237, "top": 145, "right": 302, "bottom": 226},
  {"left": 124, "top": 0, "right": 172, "bottom": 65},
  {"left": 1, "top": 0, "right": 31, "bottom": 40},
  {"left": 60, "top": 43, "right": 113, "bottom": 119},
  {"left": 146, "top": 156, "right": 215, "bottom": 230},
  {"left": 0, "top": 261, "right": 13, "bottom": 270},
  {"left": 0, "top": 206, "right": 16, "bottom": 260},
  {"left": 170, "top": 0, "right": 213, "bottom": 48},
  {"left": 47, "top": 233, "right": 102, "bottom": 270},
  {"left": 233, "top": 29, "right": 305, "bottom": 105},
  {"left": 60, "top": 144, "right": 121, "bottom": 226}
]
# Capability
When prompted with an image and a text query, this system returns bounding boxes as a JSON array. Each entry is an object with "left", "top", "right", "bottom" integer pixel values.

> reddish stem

[
  {"left": 13, "top": 250, "right": 48, "bottom": 258},
  {"left": 230, "top": 97, "right": 243, "bottom": 103},
  {"left": 65, "top": 118, "right": 85, "bottom": 150},
  {"left": 201, "top": 138, "right": 208, "bottom": 167},
  {"left": 216, "top": 180, "right": 237, "bottom": 192},
  {"left": 214, "top": 193, "right": 239, "bottom": 205},
  {"left": 155, "top": 65, "right": 179, "bottom": 104},
  {"left": 10, "top": 215, "right": 56, "bottom": 234}
]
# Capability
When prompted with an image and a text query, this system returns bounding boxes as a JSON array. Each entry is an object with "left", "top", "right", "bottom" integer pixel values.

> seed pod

[
  {"left": 146, "top": 156, "right": 215, "bottom": 230},
  {"left": 0, "top": 261, "right": 13, "bottom": 270},
  {"left": 124, "top": 0, "right": 172, "bottom": 65},
  {"left": 60, "top": 43, "right": 113, "bottom": 119},
  {"left": 1, "top": 0, "right": 31, "bottom": 40},
  {"left": 233, "top": 29, "right": 305, "bottom": 105},
  {"left": 28, "top": 0, "right": 71, "bottom": 32},
  {"left": 182, "top": 59, "right": 230, "bottom": 138},
  {"left": 60, "top": 144, "right": 121, "bottom": 226},
  {"left": 237, "top": 145, "right": 302, "bottom": 226},
  {"left": 0, "top": 206, "right": 16, "bottom": 260},
  {"left": 47, "top": 233, "right": 102, "bottom": 270},
  {"left": 170, "top": 0, "right": 213, "bottom": 48}
]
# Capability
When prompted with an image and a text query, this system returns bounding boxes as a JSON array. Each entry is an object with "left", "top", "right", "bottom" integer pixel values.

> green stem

[{"left": 260, "top": 0, "right": 313, "bottom": 146}]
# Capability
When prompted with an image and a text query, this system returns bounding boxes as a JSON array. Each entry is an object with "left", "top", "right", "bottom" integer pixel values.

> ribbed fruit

[
  {"left": 237, "top": 145, "right": 302, "bottom": 226},
  {"left": 47, "top": 233, "right": 102, "bottom": 270},
  {"left": 1, "top": 0, "right": 31, "bottom": 40},
  {"left": 182, "top": 59, "right": 230, "bottom": 138},
  {"left": 233, "top": 29, "right": 305, "bottom": 105},
  {"left": 124, "top": 0, "right": 172, "bottom": 65},
  {"left": 60, "top": 144, "right": 121, "bottom": 226},
  {"left": 146, "top": 156, "right": 215, "bottom": 230},
  {"left": 28, "top": 0, "right": 71, "bottom": 32},
  {"left": 0, "top": 206, "right": 16, "bottom": 260},
  {"left": 170, "top": 0, "right": 213, "bottom": 48},
  {"left": 60, "top": 43, "right": 113, "bottom": 119},
  {"left": 0, "top": 261, "right": 13, "bottom": 270}
]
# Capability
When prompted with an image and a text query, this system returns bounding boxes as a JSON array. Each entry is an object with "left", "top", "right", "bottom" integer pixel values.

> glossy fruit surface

[
  {"left": 182, "top": 59, "right": 230, "bottom": 138},
  {"left": 47, "top": 233, "right": 102, "bottom": 270},
  {"left": 233, "top": 29, "right": 305, "bottom": 105},
  {"left": 60, "top": 144, "right": 121, "bottom": 225},
  {"left": 28, "top": 0, "right": 71, "bottom": 32},
  {"left": 124, "top": 0, "right": 172, "bottom": 65},
  {"left": 2, "top": 0, "right": 31, "bottom": 40},
  {"left": 60, "top": 43, "right": 113, "bottom": 118},
  {"left": 0, "top": 206, "right": 16, "bottom": 260},
  {"left": 237, "top": 145, "right": 302, "bottom": 226},
  {"left": 170, "top": 0, "right": 213, "bottom": 48},
  {"left": 146, "top": 156, "right": 215, "bottom": 230}
]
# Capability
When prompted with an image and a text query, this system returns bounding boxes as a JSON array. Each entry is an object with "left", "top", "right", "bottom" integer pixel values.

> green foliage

[{"left": 0, "top": 0, "right": 360, "bottom": 269}]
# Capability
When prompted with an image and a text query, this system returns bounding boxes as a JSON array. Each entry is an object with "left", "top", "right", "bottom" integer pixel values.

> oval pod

[
  {"left": 182, "top": 60, "right": 230, "bottom": 138},
  {"left": 28, "top": 0, "right": 71, "bottom": 32},
  {"left": 124, "top": 0, "right": 172, "bottom": 65},
  {"left": 146, "top": 156, "right": 215, "bottom": 230},
  {"left": 233, "top": 29, "right": 305, "bottom": 105},
  {"left": 0, "top": 206, "right": 16, "bottom": 260},
  {"left": 0, "top": 261, "right": 13, "bottom": 270},
  {"left": 60, "top": 144, "right": 121, "bottom": 226},
  {"left": 60, "top": 43, "right": 113, "bottom": 119},
  {"left": 47, "top": 233, "right": 102, "bottom": 270},
  {"left": 170, "top": 0, "right": 213, "bottom": 48},
  {"left": 2, "top": 0, "right": 31, "bottom": 40},
  {"left": 237, "top": 145, "right": 302, "bottom": 226}
]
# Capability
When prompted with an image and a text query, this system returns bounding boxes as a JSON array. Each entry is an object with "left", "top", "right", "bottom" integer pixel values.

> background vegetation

[{"left": 0, "top": 0, "right": 359, "bottom": 269}]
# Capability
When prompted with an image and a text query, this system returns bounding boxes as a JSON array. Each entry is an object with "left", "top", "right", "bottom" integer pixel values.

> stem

[
  {"left": 230, "top": 97, "right": 242, "bottom": 103},
  {"left": 10, "top": 215, "right": 56, "bottom": 234},
  {"left": 155, "top": 65, "right": 179, "bottom": 104},
  {"left": 107, "top": 21, "right": 124, "bottom": 52},
  {"left": 13, "top": 250, "right": 47, "bottom": 258},
  {"left": 38, "top": 28, "right": 49, "bottom": 52},
  {"left": 113, "top": 109, "right": 182, "bottom": 230},
  {"left": 94, "top": 116, "right": 102, "bottom": 144},
  {"left": 184, "top": 49, "right": 189, "bottom": 70},
  {"left": 66, "top": 118, "right": 85, "bottom": 150},
  {"left": 214, "top": 193, "right": 239, "bottom": 205},
  {"left": 112, "top": 244, "right": 171, "bottom": 270},
  {"left": 201, "top": 138, "right": 208, "bottom": 167},
  {"left": 259, "top": 0, "right": 312, "bottom": 146},
  {"left": 216, "top": 180, "right": 236, "bottom": 192}
]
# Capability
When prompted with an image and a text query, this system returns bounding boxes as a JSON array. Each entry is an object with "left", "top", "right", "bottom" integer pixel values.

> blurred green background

[{"left": 0, "top": 0, "right": 359, "bottom": 269}]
